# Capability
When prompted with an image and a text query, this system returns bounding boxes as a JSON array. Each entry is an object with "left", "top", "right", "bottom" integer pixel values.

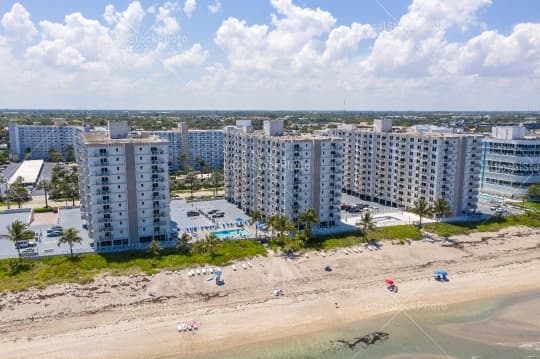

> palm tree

[
  {"left": 176, "top": 232, "right": 191, "bottom": 253},
  {"left": 8, "top": 177, "right": 30, "bottom": 208},
  {"left": 250, "top": 210, "right": 264, "bottom": 239},
  {"left": 48, "top": 147, "right": 61, "bottom": 164},
  {"left": 193, "top": 233, "right": 221, "bottom": 257},
  {"left": 185, "top": 172, "right": 197, "bottom": 199},
  {"left": 298, "top": 208, "right": 319, "bottom": 241},
  {"left": 58, "top": 228, "right": 82, "bottom": 258},
  {"left": 212, "top": 171, "right": 223, "bottom": 196},
  {"left": 37, "top": 180, "right": 50, "bottom": 208},
  {"left": 432, "top": 198, "right": 452, "bottom": 222},
  {"left": 148, "top": 239, "right": 162, "bottom": 257},
  {"left": 7, "top": 220, "right": 34, "bottom": 261},
  {"left": 65, "top": 144, "right": 76, "bottom": 163},
  {"left": 357, "top": 211, "right": 375, "bottom": 234},
  {"left": 411, "top": 198, "right": 432, "bottom": 226},
  {"left": 269, "top": 214, "right": 295, "bottom": 243}
]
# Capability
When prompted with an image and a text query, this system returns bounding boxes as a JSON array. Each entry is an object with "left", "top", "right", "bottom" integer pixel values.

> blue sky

[{"left": 0, "top": 0, "right": 539, "bottom": 110}]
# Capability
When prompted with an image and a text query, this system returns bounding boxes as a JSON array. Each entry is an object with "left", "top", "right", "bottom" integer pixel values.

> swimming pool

[{"left": 212, "top": 229, "right": 250, "bottom": 239}]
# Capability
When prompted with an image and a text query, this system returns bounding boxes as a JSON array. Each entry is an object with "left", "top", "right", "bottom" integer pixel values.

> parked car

[
  {"left": 187, "top": 210, "right": 200, "bottom": 217},
  {"left": 340, "top": 204, "right": 351, "bottom": 210},
  {"left": 52, "top": 225, "right": 63, "bottom": 231},
  {"left": 15, "top": 240, "right": 29, "bottom": 249},
  {"left": 47, "top": 231, "right": 62, "bottom": 237},
  {"left": 212, "top": 212, "right": 225, "bottom": 218}
]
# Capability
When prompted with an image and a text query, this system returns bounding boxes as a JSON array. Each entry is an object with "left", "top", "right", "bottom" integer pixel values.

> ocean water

[{"left": 193, "top": 291, "right": 540, "bottom": 359}]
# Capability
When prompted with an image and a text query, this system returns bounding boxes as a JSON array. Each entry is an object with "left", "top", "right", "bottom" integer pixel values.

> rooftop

[{"left": 83, "top": 133, "right": 168, "bottom": 145}]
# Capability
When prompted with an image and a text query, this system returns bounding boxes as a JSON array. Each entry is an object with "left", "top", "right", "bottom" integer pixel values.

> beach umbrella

[{"left": 385, "top": 279, "right": 394, "bottom": 285}]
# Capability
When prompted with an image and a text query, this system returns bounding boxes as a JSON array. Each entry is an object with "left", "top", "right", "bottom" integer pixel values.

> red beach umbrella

[{"left": 385, "top": 279, "right": 394, "bottom": 285}]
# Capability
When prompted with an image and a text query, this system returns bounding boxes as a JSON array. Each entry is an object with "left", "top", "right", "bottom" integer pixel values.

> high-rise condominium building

[
  {"left": 143, "top": 123, "right": 223, "bottom": 171},
  {"left": 326, "top": 120, "right": 483, "bottom": 216},
  {"left": 79, "top": 122, "right": 171, "bottom": 250},
  {"left": 143, "top": 127, "right": 185, "bottom": 171},
  {"left": 9, "top": 122, "right": 84, "bottom": 161},
  {"left": 224, "top": 120, "right": 343, "bottom": 227},
  {"left": 480, "top": 126, "right": 540, "bottom": 198},
  {"left": 188, "top": 129, "right": 224, "bottom": 169}
]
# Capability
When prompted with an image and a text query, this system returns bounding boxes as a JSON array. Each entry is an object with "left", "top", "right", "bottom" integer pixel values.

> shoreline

[{"left": 0, "top": 226, "right": 539, "bottom": 359}]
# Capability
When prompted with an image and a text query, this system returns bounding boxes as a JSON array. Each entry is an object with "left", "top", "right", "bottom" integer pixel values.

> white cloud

[
  {"left": 109, "top": 1, "right": 146, "bottom": 45},
  {"left": 183, "top": 0, "right": 197, "bottom": 18},
  {"left": 163, "top": 43, "right": 208, "bottom": 71},
  {"left": 208, "top": 0, "right": 221, "bottom": 14},
  {"left": 0, "top": 0, "right": 539, "bottom": 110},
  {"left": 153, "top": 2, "right": 180, "bottom": 35},
  {"left": 1, "top": 2, "right": 38, "bottom": 42},
  {"left": 364, "top": 0, "right": 493, "bottom": 76}
]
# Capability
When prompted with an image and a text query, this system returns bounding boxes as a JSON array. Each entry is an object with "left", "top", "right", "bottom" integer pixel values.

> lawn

[
  {"left": 424, "top": 213, "right": 540, "bottom": 237},
  {"left": 0, "top": 240, "right": 266, "bottom": 292},
  {"left": 306, "top": 225, "right": 422, "bottom": 250}
]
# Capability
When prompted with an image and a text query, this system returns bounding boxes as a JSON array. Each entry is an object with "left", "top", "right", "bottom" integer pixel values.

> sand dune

[{"left": 0, "top": 226, "right": 539, "bottom": 359}]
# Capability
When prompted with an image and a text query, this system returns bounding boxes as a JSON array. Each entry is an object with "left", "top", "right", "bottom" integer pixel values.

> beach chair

[
  {"left": 343, "top": 249, "right": 349, "bottom": 255},
  {"left": 196, "top": 269, "right": 200, "bottom": 275},
  {"left": 242, "top": 263, "right": 248, "bottom": 270},
  {"left": 232, "top": 265, "right": 237, "bottom": 271},
  {"left": 320, "top": 251, "right": 326, "bottom": 258},
  {"left": 248, "top": 261, "right": 253, "bottom": 267},
  {"left": 202, "top": 268, "right": 206, "bottom": 275},
  {"left": 352, "top": 248, "right": 359, "bottom": 254}
]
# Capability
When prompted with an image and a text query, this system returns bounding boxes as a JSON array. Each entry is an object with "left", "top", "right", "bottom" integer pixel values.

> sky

[{"left": 0, "top": 0, "right": 539, "bottom": 110}]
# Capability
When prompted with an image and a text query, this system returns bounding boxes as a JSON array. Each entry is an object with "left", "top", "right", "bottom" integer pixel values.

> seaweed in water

[{"left": 331, "top": 331, "right": 390, "bottom": 350}]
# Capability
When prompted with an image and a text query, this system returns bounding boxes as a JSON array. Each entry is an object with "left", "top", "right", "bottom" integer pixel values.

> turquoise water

[
  {"left": 193, "top": 291, "right": 540, "bottom": 359},
  {"left": 212, "top": 229, "right": 249, "bottom": 239}
]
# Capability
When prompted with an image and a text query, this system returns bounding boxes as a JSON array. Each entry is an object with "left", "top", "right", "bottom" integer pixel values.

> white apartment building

[
  {"left": 9, "top": 122, "right": 84, "bottom": 161},
  {"left": 79, "top": 122, "right": 171, "bottom": 250},
  {"left": 224, "top": 120, "right": 343, "bottom": 227},
  {"left": 188, "top": 129, "right": 224, "bottom": 169},
  {"left": 142, "top": 129, "right": 183, "bottom": 171},
  {"left": 327, "top": 120, "right": 483, "bottom": 216},
  {"left": 143, "top": 123, "right": 223, "bottom": 171},
  {"left": 481, "top": 126, "right": 540, "bottom": 198}
]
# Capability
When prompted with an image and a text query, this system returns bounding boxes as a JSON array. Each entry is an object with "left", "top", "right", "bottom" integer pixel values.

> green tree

[
  {"left": 185, "top": 172, "right": 198, "bottom": 199},
  {"left": 8, "top": 177, "right": 30, "bottom": 208},
  {"left": 356, "top": 211, "right": 375, "bottom": 235},
  {"left": 411, "top": 198, "right": 432, "bottom": 226},
  {"left": 528, "top": 183, "right": 540, "bottom": 201},
  {"left": 7, "top": 220, "right": 34, "bottom": 261},
  {"left": 148, "top": 240, "right": 162, "bottom": 257},
  {"left": 283, "top": 232, "right": 305, "bottom": 254},
  {"left": 432, "top": 198, "right": 452, "bottom": 222},
  {"left": 57, "top": 228, "right": 82, "bottom": 258},
  {"left": 212, "top": 171, "right": 223, "bottom": 196},
  {"left": 48, "top": 147, "right": 61, "bottom": 163},
  {"left": 176, "top": 232, "right": 191, "bottom": 253},
  {"left": 250, "top": 210, "right": 264, "bottom": 239},
  {"left": 269, "top": 214, "right": 295, "bottom": 243},
  {"left": 192, "top": 233, "right": 221, "bottom": 257},
  {"left": 298, "top": 208, "right": 319, "bottom": 241},
  {"left": 37, "top": 180, "right": 50, "bottom": 208},
  {"left": 65, "top": 144, "right": 76, "bottom": 163}
]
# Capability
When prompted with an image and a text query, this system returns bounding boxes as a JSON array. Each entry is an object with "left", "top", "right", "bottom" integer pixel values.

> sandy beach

[{"left": 0, "top": 226, "right": 539, "bottom": 359}]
